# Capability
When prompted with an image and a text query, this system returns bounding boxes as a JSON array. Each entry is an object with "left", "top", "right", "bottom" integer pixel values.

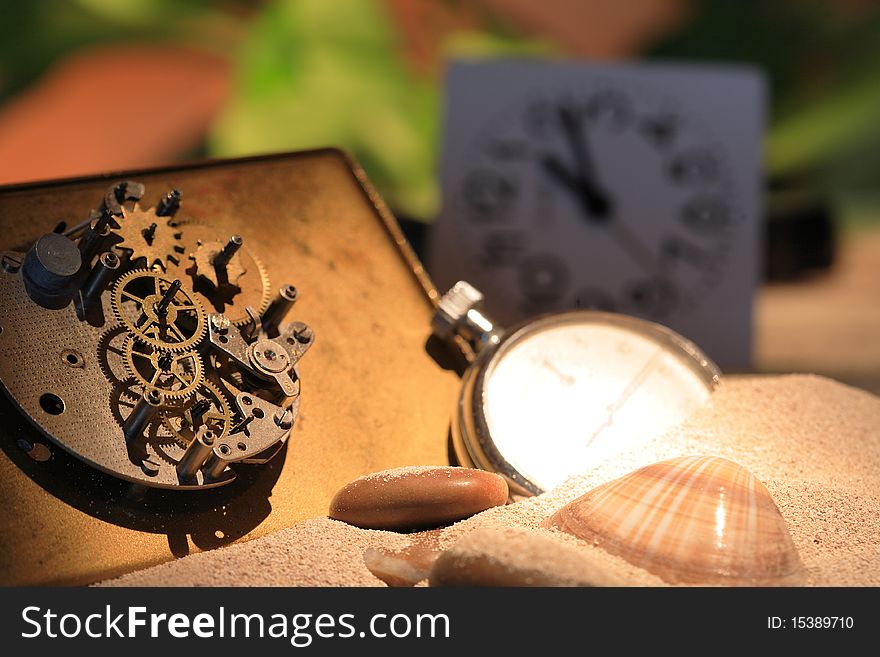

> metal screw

[
  {"left": 280, "top": 284, "right": 298, "bottom": 302},
  {"left": 261, "top": 284, "right": 298, "bottom": 337},
  {"left": 176, "top": 426, "right": 215, "bottom": 481},
  {"left": 78, "top": 209, "right": 113, "bottom": 262},
  {"left": 124, "top": 389, "right": 165, "bottom": 445},
  {"left": 154, "top": 279, "right": 181, "bottom": 318},
  {"left": 273, "top": 408, "right": 293, "bottom": 430},
  {"left": 141, "top": 459, "right": 160, "bottom": 476},
  {"left": 156, "top": 189, "right": 182, "bottom": 217},
  {"left": 294, "top": 323, "right": 313, "bottom": 344},
  {"left": 214, "top": 235, "right": 243, "bottom": 269},
  {"left": 1, "top": 253, "right": 21, "bottom": 273},
  {"left": 80, "top": 251, "right": 121, "bottom": 311}
]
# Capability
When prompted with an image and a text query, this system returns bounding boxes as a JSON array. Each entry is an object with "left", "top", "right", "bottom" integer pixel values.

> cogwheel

[
  {"left": 147, "top": 439, "right": 187, "bottom": 467},
  {"left": 165, "top": 222, "right": 272, "bottom": 327},
  {"left": 97, "top": 325, "right": 132, "bottom": 386},
  {"left": 229, "top": 252, "right": 271, "bottom": 328},
  {"left": 110, "top": 377, "right": 148, "bottom": 427},
  {"left": 159, "top": 379, "right": 234, "bottom": 453},
  {"left": 111, "top": 268, "right": 206, "bottom": 351},
  {"left": 122, "top": 335, "right": 203, "bottom": 401},
  {"left": 193, "top": 238, "right": 246, "bottom": 288},
  {"left": 111, "top": 203, "right": 185, "bottom": 271}
]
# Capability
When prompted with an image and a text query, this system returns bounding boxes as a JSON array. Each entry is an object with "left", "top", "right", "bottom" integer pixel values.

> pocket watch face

[
  {"left": 477, "top": 312, "right": 718, "bottom": 493},
  {"left": 451, "top": 85, "right": 739, "bottom": 324}
]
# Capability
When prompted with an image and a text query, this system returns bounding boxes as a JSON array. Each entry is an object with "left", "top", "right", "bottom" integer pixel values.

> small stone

[
  {"left": 429, "top": 526, "right": 625, "bottom": 587},
  {"left": 329, "top": 466, "right": 509, "bottom": 531},
  {"left": 363, "top": 530, "right": 443, "bottom": 587}
]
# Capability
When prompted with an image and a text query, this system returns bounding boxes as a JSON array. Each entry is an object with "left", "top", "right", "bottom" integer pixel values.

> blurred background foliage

[
  {"left": 0, "top": 0, "right": 243, "bottom": 99},
  {"left": 2, "top": 0, "right": 880, "bottom": 226},
  {"left": 208, "top": 0, "right": 546, "bottom": 219}
]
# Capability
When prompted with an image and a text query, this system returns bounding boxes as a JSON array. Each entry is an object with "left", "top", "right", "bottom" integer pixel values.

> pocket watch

[{"left": 432, "top": 281, "right": 720, "bottom": 495}]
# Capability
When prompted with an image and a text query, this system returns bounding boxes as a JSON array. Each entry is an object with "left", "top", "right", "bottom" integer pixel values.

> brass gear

[
  {"left": 166, "top": 222, "right": 272, "bottom": 327},
  {"left": 122, "top": 335, "right": 204, "bottom": 401},
  {"left": 97, "top": 325, "right": 132, "bottom": 386},
  {"left": 110, "top": 269, "right": 206, "bottom": 351},
  {"left": 160, "top": 379, "right": 234, "bottom": 452},
  {"left": 193, "top": 238, "right": 246, "bottom": 288},
  {"left": 111, "top": 204, "right": 185, "bottom": 271}
]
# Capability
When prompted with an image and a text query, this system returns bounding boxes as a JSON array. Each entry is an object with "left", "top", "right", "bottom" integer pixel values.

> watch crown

[{"left": 432, "top": 281, "right": 485, "bottom": 341}]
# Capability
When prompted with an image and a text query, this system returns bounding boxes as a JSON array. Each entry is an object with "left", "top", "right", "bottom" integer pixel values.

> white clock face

[
  {"left": 451, "top": 86, "right": 739, "bottom": 323},
  {"left": 482, "top": 315, "right": 715, "bottom": 492}
]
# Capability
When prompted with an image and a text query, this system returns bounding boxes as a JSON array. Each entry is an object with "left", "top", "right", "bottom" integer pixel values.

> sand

[{"left": 102, "top": 375, "right": 880, "bottom": 587}]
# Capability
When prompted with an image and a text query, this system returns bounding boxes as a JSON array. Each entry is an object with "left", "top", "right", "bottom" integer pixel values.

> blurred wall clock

[{"left": 429, "top": 60, "right": 764, "bottom": 367}]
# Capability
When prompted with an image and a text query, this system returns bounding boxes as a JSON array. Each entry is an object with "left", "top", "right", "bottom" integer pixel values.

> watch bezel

[{"left": 451, "top": 310, "right": 722, "bottom": 496}]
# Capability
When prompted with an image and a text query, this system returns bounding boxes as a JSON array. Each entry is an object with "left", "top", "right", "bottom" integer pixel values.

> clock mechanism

[
  {"left": 445, "top": 84, "right": 740, "bottom": 324},
  {"left": 0, "top": 180, "right": 313, "bottom": 490}
]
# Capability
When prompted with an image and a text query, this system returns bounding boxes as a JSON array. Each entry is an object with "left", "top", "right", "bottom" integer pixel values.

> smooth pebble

[
  {"left": 363, "top": 530, "right": 443, "bottom": 587},
  {"left": 329, "top": 466, "right": 509, "bottom": 531}
]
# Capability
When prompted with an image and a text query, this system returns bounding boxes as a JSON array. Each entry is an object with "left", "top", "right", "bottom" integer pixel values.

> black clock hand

[
  {"left": 542, "top": 157, "right": 656, "bottom": 272},
  {"left": 557, "top": 104, "right": 613, "bottom": 220},
  {"left": 557, "top": 104, "right": 596, "bottom": 177},
  {"left": 540, "top": 104, "right": 657, "bottom": 274},
  {"left": 541, "top": 154, "right": 611, "bottom": 220}
]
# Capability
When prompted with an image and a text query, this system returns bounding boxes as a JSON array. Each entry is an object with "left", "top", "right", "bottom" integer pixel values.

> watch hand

[
  {"left": 558, "top": 104, "right": 614, "bottom": 219},
  {"left": 542, "top": 154, "right": 657, "bottom": 273},
  {"left": 540, "top": 356, "right": 575, "bottom": 386},
  {"left": 541, "top": 154, "right": 611, "bottom": 220},
  {"left": 543, "top": 104, "right": 658, "bottom": 273},
  {"left": 539, "top": 104, "right": 613, "bottom": 221},
  {"left": 557, "top": 104, "right": 597, "bottom": 180},
  {"left": 585, "top": 349, "right": 664, "bottom": 448}
]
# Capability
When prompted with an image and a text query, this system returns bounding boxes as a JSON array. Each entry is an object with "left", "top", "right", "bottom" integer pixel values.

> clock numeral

[
  {"left": 668, "top": 149, "right": 719, "bottom": 186},
  {"left": 585, "top": 89, "right": 632, "bottom": 130},
  {"left": 462, "top": 170, "right": 518, "bottom": 222},
  {"left": 518, "top": 253, "right": 570, "bottom": 314},
  {"left": 681, "top": 195, "right": 730, "bottom": 236},
  {"left": 574, "top": 287, "right": 616, "bottom": 313},
  {"left": 660, "top": 236, "right": 713, "bottom": 271},
  {"left": 640, "top": 112, "right": 679, "bottom": 149},
  {"left": 480, "top": 230, "right": 526, "bottom": 268},
  {"left": 623, "top": 277, "right": 678, "bottom": 318}
]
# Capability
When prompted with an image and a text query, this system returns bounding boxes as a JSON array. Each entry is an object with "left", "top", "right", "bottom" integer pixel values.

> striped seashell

[{"left": 544, "top": 456, "right": 804, "bottom": 585}]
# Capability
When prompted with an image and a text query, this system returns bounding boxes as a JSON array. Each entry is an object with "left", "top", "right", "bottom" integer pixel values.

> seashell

[{"left": 544, "top": 456, "right": 804, "bottom": 585}]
